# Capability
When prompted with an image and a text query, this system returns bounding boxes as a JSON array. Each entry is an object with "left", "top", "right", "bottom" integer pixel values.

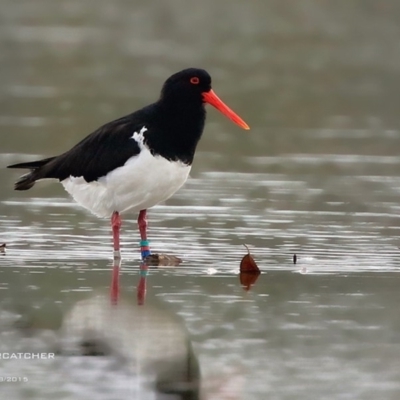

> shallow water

[{"left": 1, "top": 1, "right": 400, "bottom": 399}]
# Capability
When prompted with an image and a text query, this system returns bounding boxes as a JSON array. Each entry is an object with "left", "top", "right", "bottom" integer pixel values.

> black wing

[{"left": 8, "top": 113, "right": 147, "bottom": 190}]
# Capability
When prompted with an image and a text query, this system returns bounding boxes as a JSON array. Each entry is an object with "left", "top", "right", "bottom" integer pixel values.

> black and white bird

[{"left": 8, "top": 68, "right": 249, "bottom": 260}]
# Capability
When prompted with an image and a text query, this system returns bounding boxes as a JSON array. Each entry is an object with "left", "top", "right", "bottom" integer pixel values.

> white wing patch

[{"left": 131, "top": 126, "right": 148, "bottom": 147}]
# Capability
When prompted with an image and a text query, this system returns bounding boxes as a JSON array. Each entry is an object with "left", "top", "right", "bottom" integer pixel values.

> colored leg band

[
  {"left": 140, "top": 240, "right": 149, "bottom": 247},
  {"left": 141, "top": 249, "right": 151, "bottom": 259}
]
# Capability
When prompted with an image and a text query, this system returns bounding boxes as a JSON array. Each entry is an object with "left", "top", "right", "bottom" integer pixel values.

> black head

[
  {"left": 159, "top": 68, "right": 249, "bottom": 130},
  {"left": 160, "top": 68, "right": 212, "bottom": 105},
  {"left": 144, "top": 68, "right": 249, "bottom": 165}
]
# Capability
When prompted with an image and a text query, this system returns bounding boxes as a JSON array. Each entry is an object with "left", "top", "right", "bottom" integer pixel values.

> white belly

[{"left": 61, "top": 148, "right": 191, "bottom": 218}]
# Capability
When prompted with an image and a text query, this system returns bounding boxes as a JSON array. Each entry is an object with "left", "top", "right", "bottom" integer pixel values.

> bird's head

[{"left": 161, "top": 68, "right": 250, "bottom": 130}]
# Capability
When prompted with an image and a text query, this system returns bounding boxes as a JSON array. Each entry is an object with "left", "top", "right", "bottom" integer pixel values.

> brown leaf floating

[
  {"left": 240, "top": 244, "right": 260, "bottom": 273},
  {"left": 239, "top": 244, "right": 260, "bottom": 291}
]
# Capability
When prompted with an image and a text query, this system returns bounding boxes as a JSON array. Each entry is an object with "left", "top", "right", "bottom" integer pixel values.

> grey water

[{"left": 1, "top": 1, "right": 400, "bottom": 399}]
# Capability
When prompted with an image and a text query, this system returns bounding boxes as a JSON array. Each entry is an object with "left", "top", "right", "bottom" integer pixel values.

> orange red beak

[{"left": 202, "top": 89, "right": 250, "bottom": 130}]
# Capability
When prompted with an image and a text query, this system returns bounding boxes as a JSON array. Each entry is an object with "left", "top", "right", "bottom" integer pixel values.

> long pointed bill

[{"left": 202, "top": 89, "right": 250, "bottom": 130}]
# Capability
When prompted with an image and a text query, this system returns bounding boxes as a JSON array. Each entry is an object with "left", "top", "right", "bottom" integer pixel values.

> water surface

[{"left": 1, "top": 1, "right": 400, "bottom": 399}]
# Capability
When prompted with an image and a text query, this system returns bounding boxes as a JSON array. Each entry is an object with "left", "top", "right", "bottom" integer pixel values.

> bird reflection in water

[
  {"left": 109, "top": 255, "right": 148, "bottom": 306},
  {"left": 60, "top": 259, "right": 200, "bottom": 399},
  {"left": 110, "top": 252, "right": 180, "bottom": 306},
  {"left": 110, "top": 253, "right": 121, "bottom": 305}
]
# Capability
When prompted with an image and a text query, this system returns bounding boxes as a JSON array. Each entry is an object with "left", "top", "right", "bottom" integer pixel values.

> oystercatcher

[{"left": 8, "top": 68, "right": 249, "bottom": 260}]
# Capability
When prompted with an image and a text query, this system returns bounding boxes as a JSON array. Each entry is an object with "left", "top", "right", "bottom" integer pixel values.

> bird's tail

[
  {"left": 7, "top": 157, "right": 56, "bottom": 191},
  {"left": 13, "top": 173, "right": 37, "bottom": 190}
]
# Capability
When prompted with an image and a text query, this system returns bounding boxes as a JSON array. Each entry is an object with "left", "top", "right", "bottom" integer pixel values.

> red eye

[{"left": 190, "top": 77, "right": 200, "bottom": 84}]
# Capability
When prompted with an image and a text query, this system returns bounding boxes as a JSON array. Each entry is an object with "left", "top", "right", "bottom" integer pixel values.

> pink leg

[
  {"left": 138, "top": 209, "right": 151, "bottom": 259},
  {"left": 109, "top": 212, "right": 121, "bottom": 304},
  {"left": 137, "top": 262, "right": 148, "bottom": 306},
  {"left": 111, "top": 211, "right": 122, "bottom": 257},
  {"left": 110, "top": 263, "right": 120, "bottom": 305}
]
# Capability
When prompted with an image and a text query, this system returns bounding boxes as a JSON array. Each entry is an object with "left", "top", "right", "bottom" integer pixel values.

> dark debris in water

[
  {"left": 144, "top": 253, "right": 183, "bottom": 267},
  {"left": 0, "top": 243, "right": 6, "bottom": 254},
  {"left": 80, "top": 339, "right": 112, "bottom": 356}
]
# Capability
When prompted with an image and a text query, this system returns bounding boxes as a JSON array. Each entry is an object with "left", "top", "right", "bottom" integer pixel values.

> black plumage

[{"left": 8, "top": 68, "right": 211, "bottom": 190}]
